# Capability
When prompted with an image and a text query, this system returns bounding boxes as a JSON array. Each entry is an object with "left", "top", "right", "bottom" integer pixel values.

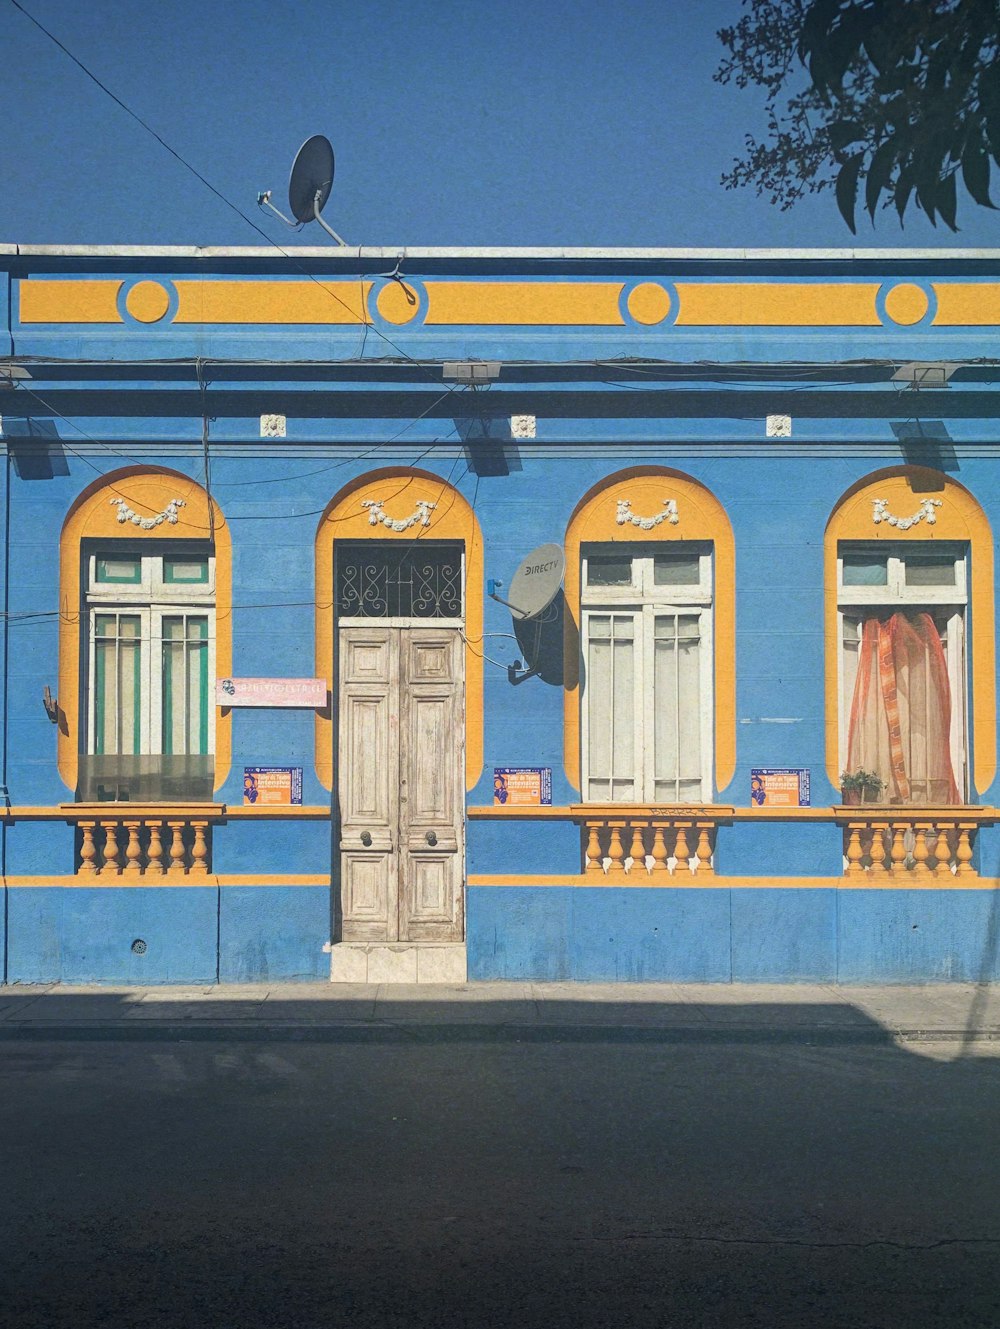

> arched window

[
  {"left": 824, "top": 467, "right": 995, "bottom": 803},
  {"left": 563, "top": 468, "right": 735, "bottom": 802},
  {"left": 59, "top": 469, "right": 231, "bottom": 801}
]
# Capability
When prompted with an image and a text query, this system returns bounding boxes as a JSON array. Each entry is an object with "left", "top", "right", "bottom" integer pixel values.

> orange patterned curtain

[{"left": 847, "top": 612, "right": 960, "bottom": 805}]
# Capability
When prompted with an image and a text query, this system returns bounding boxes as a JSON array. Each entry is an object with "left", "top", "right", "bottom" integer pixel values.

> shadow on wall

[{"left": 5, "top": 418, "right": 69, "bottom": 479}]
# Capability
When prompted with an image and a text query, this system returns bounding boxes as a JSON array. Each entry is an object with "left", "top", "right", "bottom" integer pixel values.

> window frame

[
  {"left": 580, "top": 542, "right": 714, "bottom": 804},
  {"left": 83, "top": 545, "right": 216, "bottom": 759},
  {"left": 836, "top": 540, "right": 969, "bottom": 801}
]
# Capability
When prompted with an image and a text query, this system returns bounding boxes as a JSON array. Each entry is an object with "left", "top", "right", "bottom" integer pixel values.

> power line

[{"left": 6, "top": 0, "right": 438, "bottom": 379}]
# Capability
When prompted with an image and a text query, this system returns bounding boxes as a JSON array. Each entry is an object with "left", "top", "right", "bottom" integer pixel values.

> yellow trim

[
  {"left": 20, "top": 277, "right": 1000, "bottom": 330},
  {"left": 3, "top": 875, "right": 329, "bottom": 888},
  {"left": 376, "top": 281, "right": 421, "bottom": 324},
  {"left": 220, "top": 805, "right": 330, "bottom": 818},
  {"left": 674, "top": 283, "right": 881, "bottom": 326},
  {"left": 933, "top": 282, "right": 1000, "bottom": 325},
  {"left": 824, "top": 466, "right": 996, "bottom": 795},
  {"left": 58, "top": 468, "right": 232, "bottom": 797},
  {"left": 424, "top": 281, "right": 625, "bottom": 325},
  {"left": 562, "top": 467, "right": 737, "bottom": 795},
  {"left": 467, "top": 873, "right": 1000, "bottom": 890},
  {"left": 883, "top": 283, "right": 928, "bottom": 325},
  {"left": 173, "top": 279, "right": 370, "bottom": 324},
  {"left": 314, "top": 468, "right": 484, "bottom": 792},
  {"left": 626, "top": 283, "right": 672, "bottom": 325},
  {"left": 20, "top": 279, "right": 123, "bottom": 323},
  {"left": 125, "top": 281, "right": 171, "bottom": 323}
]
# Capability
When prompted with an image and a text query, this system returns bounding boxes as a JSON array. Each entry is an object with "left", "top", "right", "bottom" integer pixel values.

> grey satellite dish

[
  {"left": 256, "top": 134, "right": 349, "bottom": 246},
  {"left": 490, "top": 544, "right": 565, "bottom": 620},
  {"left": 288, "top": 134, "right": 334, "bottom": 223}
]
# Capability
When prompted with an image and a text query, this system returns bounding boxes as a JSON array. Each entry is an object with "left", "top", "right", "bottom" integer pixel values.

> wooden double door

[{"left": 337, "top": 624, "right": 465, "bottom": 942}]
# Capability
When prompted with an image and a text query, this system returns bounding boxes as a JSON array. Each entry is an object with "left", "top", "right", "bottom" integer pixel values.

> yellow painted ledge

[
  {"left": 3, "top": 875, "right": 330, "bottom": 888},
  {"left": 467, "top": 874, "right": 1000, "bottom": 891}
]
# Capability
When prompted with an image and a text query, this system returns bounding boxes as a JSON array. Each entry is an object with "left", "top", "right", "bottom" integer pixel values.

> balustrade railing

[
  {"left": 72, "top": 807, "right": 221, "bottom": 878},
  {"left": 571, "top": 805, "right": 732, "bottom": 879},
  {"left": 839, "top": 811, "right": 989, "bottom": 879}
]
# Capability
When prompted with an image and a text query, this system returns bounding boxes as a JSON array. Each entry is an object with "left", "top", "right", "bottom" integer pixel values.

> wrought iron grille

[{"left": 336, "top": 542, "right": 463, "bottom": 618}]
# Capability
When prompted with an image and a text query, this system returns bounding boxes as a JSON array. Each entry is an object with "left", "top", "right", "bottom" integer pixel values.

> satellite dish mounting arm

[{"left": 312, "top": 190, "right": 349, "bottom": 247}]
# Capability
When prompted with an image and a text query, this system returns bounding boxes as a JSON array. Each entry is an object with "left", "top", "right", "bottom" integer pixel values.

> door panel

[
  {"left": 338, "top": 628, "right": 398, "bottom": 939},
  {"left": 400, "top": 629, "right": 464, "bottom": 941},
  {"left": 337, "top": 623, "right": 464, "bottom": 944}
]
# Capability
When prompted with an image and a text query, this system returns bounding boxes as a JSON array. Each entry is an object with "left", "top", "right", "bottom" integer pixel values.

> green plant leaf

[{"left": 937, "top": 170, "right": 958, "bottom": 230}]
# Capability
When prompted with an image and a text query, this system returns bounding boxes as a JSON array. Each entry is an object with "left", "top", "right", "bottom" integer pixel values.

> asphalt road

[{"left": 3, "top": 1025, "right": 999, "bottom": 1328}]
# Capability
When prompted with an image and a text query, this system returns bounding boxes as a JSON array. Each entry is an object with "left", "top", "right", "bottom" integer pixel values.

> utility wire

[{"left": 6, "top": 0, "right": 437, "bottom": 379}]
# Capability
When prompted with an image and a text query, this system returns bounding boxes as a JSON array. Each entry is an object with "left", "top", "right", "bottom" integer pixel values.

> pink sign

[{"left": 216, "top": 677, "right": 327, "bottom": 708}]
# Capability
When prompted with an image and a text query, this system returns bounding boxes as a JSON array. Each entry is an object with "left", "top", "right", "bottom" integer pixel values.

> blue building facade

[{"left": 2, "top": 243, "right": 999, "bottom": 984}]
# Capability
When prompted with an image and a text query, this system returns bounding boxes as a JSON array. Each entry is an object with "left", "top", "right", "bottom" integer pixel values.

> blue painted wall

[{"left": 4, "top": 250, "right": 1000, "bottom": 984}]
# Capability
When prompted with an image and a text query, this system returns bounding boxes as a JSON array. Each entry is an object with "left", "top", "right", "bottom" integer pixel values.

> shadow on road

[{"left": 1, "top": 990, "right": 998, "bottom": 1328}]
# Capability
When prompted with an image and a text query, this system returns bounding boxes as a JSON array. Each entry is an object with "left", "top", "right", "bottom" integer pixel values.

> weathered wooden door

[{"left": 337, "top": 624, "right": 465, "bottom": 942}]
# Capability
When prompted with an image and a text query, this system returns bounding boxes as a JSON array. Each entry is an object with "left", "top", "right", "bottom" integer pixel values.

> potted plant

[{"left": 841, "top": 769, "right": 885, "bottom": 805}]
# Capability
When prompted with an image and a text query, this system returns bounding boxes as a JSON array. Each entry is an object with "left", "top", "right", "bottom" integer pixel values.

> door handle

[
  {"left": 360, "top": 831, "right": 373, "bottom": 847},
  {"left": 425, "top": 830, "right": 438, "bottom": 846}
]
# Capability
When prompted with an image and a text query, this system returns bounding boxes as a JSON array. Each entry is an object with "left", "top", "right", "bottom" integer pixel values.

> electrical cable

[{"left": 6, "top": 0, "right": 438, "bottom": 380}]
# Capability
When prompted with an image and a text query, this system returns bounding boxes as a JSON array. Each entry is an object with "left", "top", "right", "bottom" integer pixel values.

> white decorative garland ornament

[
  {"left": 872, "top": 497, "right": 941, "bottom": 530},
  {"left": 361, "top": 499, "right": 436, "bottom": 531},
  {"left": 110, "top": 497, "right": 186, "bottom": 529},
  {"left": 615, "top": 498, "right": 679, "bottom": 530}
]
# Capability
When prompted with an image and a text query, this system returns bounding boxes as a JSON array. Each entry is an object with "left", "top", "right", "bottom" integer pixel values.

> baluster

[
  {"left": 606, "top": 822, "right": 626, "bottom": 875},
  {"left": 912, "top": 823, "right": 931, "bottom": 878},
  {"left": 584, "top": 823, "right": 603, "bottom": 875},
  {"left": 78, "top": 821, "right": 98, "bottom": 878},
  {"left": 145, "top": 821, "right": 165, "bottom": 877},
  {"left": 956, "top": 824, "right": 975, "bottom": 876},
  {"left": 936, "top": 823, "right": 956, "bottom": 875},
  {"left": 695, "top": 823, "right": 714, "bottom": 877},
  {"left": 845, "top": 824, "right": 865, "bottom": 877},
  {"left": 928, "top": 824, "right": 947, "bottom": 876},
  {"left": 889, "top": 824, "right": 908, "bottom": 875},
  {"left": 627, "top": 822, "right": 648, "bottom": 875},
  {"left": 649, "top": 823, "right": 669, "bottom": 876},
  {"left": 191, "top": 822, "right": 209, "bottom": 875},
  {"left": 674, "top": 822, "right": 692, "bottom": 874},
  {"left": 122, "top": 821, "right": 142, "bottom": 879},
  {"left": 167, "top": 821, "right": 186, "bottom": 876},
  {"left": 101, "top": 821, "right": 122, "bottom": 875},
  {"left": 868, "top": 822, "right": 888, "bottom": 876}
]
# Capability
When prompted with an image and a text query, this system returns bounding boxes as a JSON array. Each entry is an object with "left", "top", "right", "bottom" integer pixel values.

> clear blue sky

[{"left": 4, "top": 0, "right": 999, "bottom": 250}]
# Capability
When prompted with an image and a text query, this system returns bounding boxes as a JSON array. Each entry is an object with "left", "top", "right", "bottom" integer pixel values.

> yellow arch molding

[
  {"left": 563, "top": 467, "right": 736, "bottom": 796},
  {"left": 314, "top": 469, "right": 484, "bottom": 792},
  {"left": 58, "top": 468, "right": 232, "bottom": 796},
  {"left": 824, "top": 466, "right": 996, "bottom": 796}
]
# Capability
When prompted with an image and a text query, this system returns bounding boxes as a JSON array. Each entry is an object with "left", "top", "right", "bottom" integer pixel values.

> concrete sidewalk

[{"left": 0, "top": 981, "right": 999, "bottom": 1042}]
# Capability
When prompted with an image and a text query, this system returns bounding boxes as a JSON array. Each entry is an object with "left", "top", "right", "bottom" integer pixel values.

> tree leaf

[
  {"left": 836, "top": 152, "right": 865, "bottom": 233},
  {"left": 866, "top": 138, "right": 898, "bottom": 220},
  {"left": 829, "top": 118, "right": 866, "bottom": 155},
  {"left": 961, "top": 132, "right": 994, "bottom": 207},
  {"left": 936, "top": 170, "right": 958, "bottom": 231},
  {"left": 895, "top": 166, "right": 915, "bottom": 223}
]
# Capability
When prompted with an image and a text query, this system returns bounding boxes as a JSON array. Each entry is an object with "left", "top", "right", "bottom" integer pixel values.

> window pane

[
  {"left": 164, "top": 556, "right": 209, "bottom": 584},
  {"left": 94, "top": 614, "right": 141, "bottom": 755},
  {"left": 904, "top": 555, "right": 957, "bottom": 586},
  {"left": 586, "top": 554, "right": 632, "bottom": 587},
  {"left": 162, "top": 615, "right": 209, "bottom": 755},
  {"left": 841, "top": 554, "right": 888, "bottom": 586},
  {"left": 654, "top": 614, "right": 701, "bottom": 801},
  {"left": 653, "top": 550, "right": 701, "bottom": 586},
  {"left": 586, "top": 614, "right": 635, "bottom": 801},
  {"left": 96, "top": 555, "right": 141, "bottom": 584}
]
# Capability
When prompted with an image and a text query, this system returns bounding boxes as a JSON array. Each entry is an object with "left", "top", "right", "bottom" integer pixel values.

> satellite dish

[
  {"left": 256, "top": 134, "right": 349, "bottom": 246},
  {"left": 491, "top": 544, "right": 565, "bottom": 620},
  {"left": 288, "top": 134, "right": 334, "bottom": 223}
]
